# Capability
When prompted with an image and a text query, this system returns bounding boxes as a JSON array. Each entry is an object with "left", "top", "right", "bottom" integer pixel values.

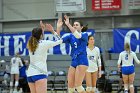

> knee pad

[
  {"left": 76, "top": 86, "right": 85, "bottom": 93},
  {"left": 15, "top": 81, "right": 19, "bottom": 87},
  {"left": 91, "top": 87, "right": 96, "bottom": 92},
  {"left": 10, "top": 82, "right": 13, "bottom": 87},
  {"left": 68, "top": 88, "right": 75, "bottom": 93},
  {"left": 129, "top": 84, "right": 134, "bottom": 88},
  {"left": 86, "top": 87, "right": 92, "bottom": 92}
]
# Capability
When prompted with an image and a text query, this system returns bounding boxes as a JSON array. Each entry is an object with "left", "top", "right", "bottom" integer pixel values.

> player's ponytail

[
  {"left": 27, "top": 36, "right": 38, "bottom": 53},
  {"left": 82, "top": 24, "right": 88, "bottom": 32},
  {"left": 124, "top": 43, "right": 130, "bottom": 54},
  {"left": 27, "top": 28, "right": 43, "bottom": 54}
]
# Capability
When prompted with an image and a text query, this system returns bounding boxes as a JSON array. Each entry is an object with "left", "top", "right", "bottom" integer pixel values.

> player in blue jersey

[
  {"left": 55, "top": 15, "right": 92, "bottom": 93},
  {"left": 118, "top": 43, "right": 140, "bottom": 93}
]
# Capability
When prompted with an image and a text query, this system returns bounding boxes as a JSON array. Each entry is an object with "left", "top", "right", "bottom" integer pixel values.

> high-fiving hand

[
  {"left": 40, "top": 20, "right": 45, "bottom": 32},
  {"left": 40, "top": 20, "right": 55, "bottom": 33},
  {"left": 64, "top": 15, "right": 70, "bottom": 26},
  {"left": 57, "top": 18, "right": 63, "bottom": 29},
  {"left": 45, "top": 24, "right": 55, "bottom": 33}
]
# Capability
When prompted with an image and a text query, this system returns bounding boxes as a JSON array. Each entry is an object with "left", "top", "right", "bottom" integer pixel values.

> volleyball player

[
  {"left": 56, "top": 15, "right": 93, "bottom": 93},
  {"left": 10, "top": 53, "right": 23, "bottom": 92},
  {"left": 26, "top": 19, "right": 63, "bottom": 93},
  {"left": 85, "top": 35, "right": 102, "bottom": 93},
  {"left": 118, "top": 43, "right": 140, "bottom": 93}
]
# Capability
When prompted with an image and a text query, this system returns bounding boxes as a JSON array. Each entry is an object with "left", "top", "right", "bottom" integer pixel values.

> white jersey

[
  {"left": 118, "top": 51, "right": 140, "bottom": 67},
  {"left": 27, "top": 39, "right": 62, "bottom": 77},
  {"left": 87, "top": 46, "right": 102, "bottom": 72},
  {"left": 10, "top": 57, "right": 23, "bottom": 74}
]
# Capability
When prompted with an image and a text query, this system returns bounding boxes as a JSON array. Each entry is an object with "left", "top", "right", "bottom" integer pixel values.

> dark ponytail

[{"left": 82, "top": 24, "right": 88, "bottom": 32}]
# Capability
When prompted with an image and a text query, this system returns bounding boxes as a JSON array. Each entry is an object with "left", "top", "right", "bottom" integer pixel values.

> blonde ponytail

[{"left": 27, "top": 36, "right": 38, "bottom": 53}]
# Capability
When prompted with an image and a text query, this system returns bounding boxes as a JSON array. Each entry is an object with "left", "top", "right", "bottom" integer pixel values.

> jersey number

[
  {"left": 74, "top": 42, "right": 77, "bottom": 48},
  {"left": 125, "top": 54, "right": 128, "bottom": 60}
]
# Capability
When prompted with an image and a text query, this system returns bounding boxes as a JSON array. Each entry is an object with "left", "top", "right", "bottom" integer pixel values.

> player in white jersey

[
  {"left": 10, "top": 52, "right": 23, "bottom": 92},
  {"left": 26, "top": 19, "right": 63, "bottom": 93},
  {"left": 118, "top": 43, "right": 140, "bottom": 93},
  {"left": 85, "top": 35, "right": 102, "bottom": 93}
]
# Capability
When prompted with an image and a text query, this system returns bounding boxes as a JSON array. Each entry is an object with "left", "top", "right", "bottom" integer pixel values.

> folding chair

[
  {"left": 107, "top": 70, "right": 120, "bottom": 91},
  {"left": 47, "top": 71, "right": 55, "bottom": 92},
  {"left": 54, "top": 71, "right": 67, "bottom": 93},
  {"left": 0, "top": 62, "right": 7, "bottom": 92}
]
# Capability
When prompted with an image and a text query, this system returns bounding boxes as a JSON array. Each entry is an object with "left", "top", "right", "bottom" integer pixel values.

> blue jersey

[
  {"left": 62, "top": 32, "right": 88, "bottom": 58},
  {"left": 62, "top": 32, "right": 89, "bottom": 67}
]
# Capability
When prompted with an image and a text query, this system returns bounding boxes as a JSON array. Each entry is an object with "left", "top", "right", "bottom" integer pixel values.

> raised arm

[
  {"left": 40, "top": 20, "right": 57, "bottom": 35},
  {"left": 64, "top": 15, "right": 81, "bottom": 38},
  {"left": 40, "top": 20, "right": 45, "bottom": 39},
  {"left": 45, "top": 24, "right": 55, "bottom": 34},
  {"left": 56, "top": 18, "right": 63, "bottom": 36},
  {"left": 40, "top": 20, "right": 45, "bottom": 32},
  {"left": 64, "top": 15, "right": 75, "bottom": 33},
  {"left": 45, "top": 24, "right": 61, "bottom": 39}
]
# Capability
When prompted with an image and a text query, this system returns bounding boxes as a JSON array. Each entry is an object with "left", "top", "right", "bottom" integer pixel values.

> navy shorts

[
  {"left": 27, "top": 74, "right": 48, "bottom": 83},
  {"left": 121, "top": 65, "right": 135, "bottom": 75},
  {"left": 71, "top": 54, "right": 88, "bottom": 68}
]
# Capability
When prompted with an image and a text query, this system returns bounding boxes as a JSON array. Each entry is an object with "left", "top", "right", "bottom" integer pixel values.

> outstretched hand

[
  {"left": 63, "top": 15, "right": 75, "bottom": 33},
  {"left": 64, "top": 15, "right": 70, "bottom": 26},
  {"left": 57, "top": 18, "right": 63, "bottom": 29},
  {"left": 40, "top": 20, "right": 45, "bottom": 31},
  {"left": 46, "top": 24, "right": 55, "bottom": 33}
]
